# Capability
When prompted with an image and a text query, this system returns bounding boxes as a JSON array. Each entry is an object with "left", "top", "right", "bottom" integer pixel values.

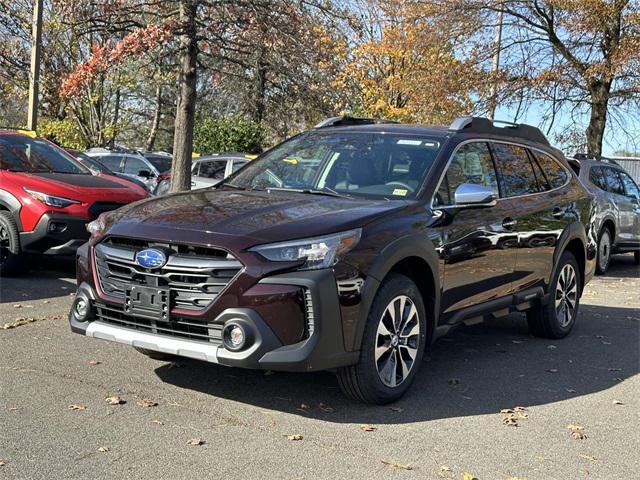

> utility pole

[
  {"left": 27, "top": 0, "right": 44, "bottom": 131},
  {"left": 488, "top": 4, "right": 503, "bottom": 121}
]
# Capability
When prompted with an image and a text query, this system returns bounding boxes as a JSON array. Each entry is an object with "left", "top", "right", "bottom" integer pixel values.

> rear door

[
  {"left": 491, "top": 143, "right": 571, "bottom": 294},
  {"left": 191, "top": 159, "right": 227, "bottom": 189},
  {"left": 601, "top": 166, "right": 629, "bottom": 243},
  {"left": 435, "top": 141, "right": 518, "bottom": 319},
  {"left": 616, "top": 169, "right": 640, "bottom": 245},
  {"left": 122, "top": 155, "right": 155, "bottom": 190}
]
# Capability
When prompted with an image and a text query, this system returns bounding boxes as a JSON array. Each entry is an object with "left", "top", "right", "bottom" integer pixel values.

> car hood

[
  {"left": 9, "top": 171, "right": 148, "bottom": 202},
  {"left": 106, "top": 189, "right": 408, "bottom": 245}
]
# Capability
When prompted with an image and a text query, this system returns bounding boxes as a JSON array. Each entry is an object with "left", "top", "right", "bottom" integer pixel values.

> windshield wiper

[{"left": 266, "top": 186, "right": 351, "bottom": 199}]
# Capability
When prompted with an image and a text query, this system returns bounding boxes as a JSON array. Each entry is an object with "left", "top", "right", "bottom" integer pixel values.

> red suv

[{"left": 0, "top": 129, "right": 148, "bottom": 275}]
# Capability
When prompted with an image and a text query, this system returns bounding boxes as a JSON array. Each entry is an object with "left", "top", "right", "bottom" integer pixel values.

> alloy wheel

[
  {"left": 598, "top": 231, "right": 611, "bottom": 271},
  {"left": 375, "top": 295, "right": 420, "bottom": 388},
  {"left": 0, "top": 224, "right": 10, "bottom": 264},
  {"left": 555, "top": 264, "right": 578, "bottom": 328}
]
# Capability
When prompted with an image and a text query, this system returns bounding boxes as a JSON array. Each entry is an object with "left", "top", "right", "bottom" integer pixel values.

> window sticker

[
  {"left": 396, "top": 139, "right": 422, "bottom": 146},
  {"left": 392, "top": 188, "right": 408, "bottom": 196},
  {"left": 282, "top": 158, "right": 298, "bottom": 165}
]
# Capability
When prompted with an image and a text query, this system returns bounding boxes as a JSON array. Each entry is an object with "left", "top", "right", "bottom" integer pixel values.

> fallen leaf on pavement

[
  {"left": 318, "top": 402, "right": 334, "bottom": 413},
  {"left": 546, "top": 368, "right": 558, "bottom": 373},
  {"left": 97, "top": 447, "right": 110, "bottom": 453},
  {"left": 0, "top": 460, "right": 5, "bottom": 466},
  {"left": 568, "top": 425, "right": 587, "bottom": 440},
  {"left": 462, "top": 473, "right": 477, "bottom": 480},
  {"left": 608, "top": 368, "right": 621, "bottom": 372},
  {"left": 285, "top": 434, "right": 303, "bottom": 441},
  {"left": 437, "top": 465, "right": 452, "bottom": 477},
  {"left": 503, "top": 415, "right": 518, "bottom": 426},
  {"left": 136, "top": 399, "right": 158, "bottom": 408},
  {"left": 87, "top": 360, "right": 100, "bottom": 365},
  {"left": 388, "top": 406, "right": 403, "bottom": 413},
  {"left": 68, "top": 404, "right": 87, "bottom": 411},
  {"left": 579, "top": 454, "right": 597, "bottom": 462},
  {"left": 360, "top": 424, "right": 376, "bottom": 432},
  {"left": 381, "top": 460, "right": 412, "bottom": 470},
  {"left": 612, "top": 400, "right": 623, "bottom": 405},
  {"left": 547, "top": 345, "right": 557, "bottom": 349},
  {"left": 152, "top": 419, "right": 164, "bottom": 425},
  {"left": 187, "top": 438, "right": 204, "bottom": 446},
  {"left": 566, "top": 388, "right": 577, "bottom": 393},
  {"left": 105, "top": 396, "right": 125, "bottom": 405}
]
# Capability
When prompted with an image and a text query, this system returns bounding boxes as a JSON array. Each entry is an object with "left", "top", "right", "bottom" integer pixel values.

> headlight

[
  {"left": 24, "top": 188, "right": 81, "bottom": 208},
  {"left": 86, "top": 215, "right": 107, "bottom": 236},
  {"left": 249, "top": 229, "right": 362, "bottom": 270}
]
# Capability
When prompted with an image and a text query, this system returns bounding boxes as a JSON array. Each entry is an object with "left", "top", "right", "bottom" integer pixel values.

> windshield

[
  {"left": 228, "top": 132, "right": 443, "bottom": 199},
  {"left": 145, "top": 155, "right": 172, "bottom": 173},
  {"left": 0, "top": 136, "right": 89, "bottom": 174}
]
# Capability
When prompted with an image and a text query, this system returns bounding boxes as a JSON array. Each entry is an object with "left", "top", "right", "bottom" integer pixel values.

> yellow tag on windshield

[
  {"left": 283, "top": 158, "right": 298, "bottom": 165},
  {"left": 392, "top": 188, "right": 408, "bottom": 196}
]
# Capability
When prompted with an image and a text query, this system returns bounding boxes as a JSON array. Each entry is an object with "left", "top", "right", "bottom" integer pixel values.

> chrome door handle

[{"left": 502, "top": 218, "right": 517, "bottom": 229}]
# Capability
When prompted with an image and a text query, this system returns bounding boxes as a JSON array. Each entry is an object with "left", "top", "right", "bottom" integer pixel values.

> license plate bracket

[{"left": 125, "top": 285, "right": 170, "bottom": 321}]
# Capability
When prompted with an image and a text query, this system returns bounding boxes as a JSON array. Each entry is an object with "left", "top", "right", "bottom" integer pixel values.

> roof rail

[
  {"left": 448, "top": 116, "right": 550, "bottom": 146},
  {"left": 572, "top": 153, "right": 619, "bottom": 165},
  {"left": 313, "top": 115, "right": 398, "bottom": 129}
]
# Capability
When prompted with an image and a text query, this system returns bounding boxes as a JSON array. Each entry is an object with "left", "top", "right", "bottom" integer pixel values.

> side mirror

[
  {"left": 138, "top": 169, "right": 152, "bottom": 178},
  {"left": 454, "top": 183, "right": 497, "bottom": 207}
]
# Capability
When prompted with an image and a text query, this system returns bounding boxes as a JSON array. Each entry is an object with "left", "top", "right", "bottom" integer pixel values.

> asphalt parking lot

[{"left": 1, "top": 255, "right": 638, "bottom": 480}]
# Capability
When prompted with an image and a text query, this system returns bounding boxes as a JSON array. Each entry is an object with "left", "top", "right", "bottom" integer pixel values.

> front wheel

[
  {"left": 336, "top": 273, "right": 427, "bottom": 404},
  {"left": 527, "top": 251, "right": 581, "bottom": 339},
  {"left": 0, "top": 211, "right": 21, "bottom": 277}
]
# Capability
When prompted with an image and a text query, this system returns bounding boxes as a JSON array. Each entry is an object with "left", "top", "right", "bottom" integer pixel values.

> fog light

[
  {"left": 73, "top": 296, "right": 90, "bottom": 321},
  {"left": 48, "top": 222, "right": 67, "bottom": 233},
  {"left": 223, "top": 323, "right": 246, "bottom": 351}
]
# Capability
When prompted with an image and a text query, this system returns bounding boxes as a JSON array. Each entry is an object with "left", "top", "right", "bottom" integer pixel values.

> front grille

[
  {"left": 89, "top": 202, "right": 125, "bottom": 219},
  {"left": 95, "top": 303, "right": 223, "bottom": 344},
  {"left": 94, "top": 237, "right": 243, "bottom": 311}
]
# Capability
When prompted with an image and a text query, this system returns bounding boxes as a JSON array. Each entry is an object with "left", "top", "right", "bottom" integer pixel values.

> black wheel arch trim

[
  {"left": 354, "top": 234, "right": 440, "bottom": 351},
  {"left": 552, "top": 221, "right": 589, "bottom": 291},
  {"left": 0, "top": 189, "right": 23, "bottom": 230}
]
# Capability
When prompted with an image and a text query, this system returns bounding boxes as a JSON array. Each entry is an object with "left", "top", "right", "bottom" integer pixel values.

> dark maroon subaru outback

[{"left": 69, "top": 116, "right": 597, "bottom": 403}]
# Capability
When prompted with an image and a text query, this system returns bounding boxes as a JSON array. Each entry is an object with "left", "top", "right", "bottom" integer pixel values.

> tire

[
  {"left": 634, "top": 251, "right": 639, "bottom": 265},
  {"left": 0, "top": 211, "right": 21, "bottom": 277},
  {"left": 336, "top": 273, "right": 427, "bottom": 404},
  {"left": 133, "top": 347, "right": 178, "bottom": 361},
  {"left": 595, "top": 227, "right": 612, "bottom": 275},
  {"left": 527, "top": 251, "right": 581, "bottom": 339}
]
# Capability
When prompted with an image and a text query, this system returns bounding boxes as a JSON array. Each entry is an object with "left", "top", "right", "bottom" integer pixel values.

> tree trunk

[
  {"left": 585, "top": 81, "right": 611, "bottom": 157},
  {"left": 170, "top": 0, "right": 198, "bottom": 193},
  {"left": 109, "top": 87, "right": 121, "bottom": 149},
  {"left": 146, "top": 84, "right": 162, "bottom": 151}
]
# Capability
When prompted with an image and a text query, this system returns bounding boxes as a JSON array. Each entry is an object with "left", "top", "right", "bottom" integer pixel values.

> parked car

[
  {"left": 66, "top": 148, "right": 151, "bottom": 192},
  {"left": 568, "top": 155, "right": 640, "bottom": 273},
  {"left": 0, "top": 129, "right": 148, "bottom": 275},
  {"left": 84, "top": 149, "right": 172, "bottom": 191},
  {"left": 69, "top": 116, "right": 597, "bottom": 404},
  {"left": 154, "top": 153, "right": 252, "bottom": 196}
]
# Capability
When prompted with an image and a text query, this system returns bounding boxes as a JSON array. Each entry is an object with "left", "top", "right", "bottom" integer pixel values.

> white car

[{"left": 84, "top": 149, "right": 172, "bottom": 191}]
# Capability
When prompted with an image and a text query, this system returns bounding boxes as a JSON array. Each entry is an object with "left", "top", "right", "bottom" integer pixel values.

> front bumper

[
  {"left": 70, "top": 269, "right": 359, "bottom": 372},
  {"left": 20, "top": 213, "right": 89, "bottom": 255}
]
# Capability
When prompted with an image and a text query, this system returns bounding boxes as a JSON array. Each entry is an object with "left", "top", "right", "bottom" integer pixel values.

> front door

[
  {"left": 617, "top": 169, "right": 640, "bottom": 245},
  {"left": 434, "top": 141, "right": 517, "bottom": 320}
]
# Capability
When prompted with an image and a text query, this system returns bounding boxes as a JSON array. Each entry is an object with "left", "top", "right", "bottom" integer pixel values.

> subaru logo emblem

[{"left": 135, "top": 248, "right": 167, "bottom": 269}]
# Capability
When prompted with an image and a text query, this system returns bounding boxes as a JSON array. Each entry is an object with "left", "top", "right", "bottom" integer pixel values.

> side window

[
  {"left": 492, "top": 143, "right": 540, "bottom": 197},
  {"left": 619, "top": 171, "right": 640, "bottom": 201},
  {"left": 589, "top": 166, "right": 607, "bottom": 190},
  {"left": 98, "top": 155, "right": 122, "bottom": 172},
  {"left": 532, "top": 151, "right": 568, "bottom": 189},
  {"left": 197, "top": 160, "right": 227, "bottom": 179},
  {"left": 434, "top": 142, "right": 498, "bottom": 206},
  {"left": 123, "top": 157, "right": 149, "bottom": 175},
  {"left": 603, "top": 167, "right": 625, "bottom": 195},
  {"left": 528, "top": 151, "right": 550, "bottom": 191},
  {"left": 231, "top": 160, "right": 248, "bottom": 173}
]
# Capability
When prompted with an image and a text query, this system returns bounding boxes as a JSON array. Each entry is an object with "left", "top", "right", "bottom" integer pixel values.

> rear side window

[
  {"left": 532, "top": 151, "right": 568, "bottom": 189},
  {"left": 197, "top": 160, "right": 227, "bottom": 179},
  {"left": 619, "top": 171, "right": 640, "bottom": 201},
  {"left": 434, "top": 142, "right": 498, "bottom": 206},
  {"left": 589, "top": 166, "right": 607, "bottom": 190},
  {"left": 123, "top": 157, "right": 149, "bottom": 175},
  {"left": 98, "top": 155, "right": 123, "bottom": 172},
  {"left": 603, "top": 167, "right": 625, "bottom": 195},
  {"left": 491, "top": 143, "right": 540, "bottom": 196}
]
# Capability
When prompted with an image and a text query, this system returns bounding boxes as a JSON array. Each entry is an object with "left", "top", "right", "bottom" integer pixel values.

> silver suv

[{"left": 569, "top": 156, "right": 640, "bottom": 273}]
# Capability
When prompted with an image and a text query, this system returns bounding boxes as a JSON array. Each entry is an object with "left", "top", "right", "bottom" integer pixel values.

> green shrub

[
  {"left": 193, "top": 116, "right": 267, "bottom": 154},
  {"left": 38, "top": 118, "right": 86, "bottom": 150}
]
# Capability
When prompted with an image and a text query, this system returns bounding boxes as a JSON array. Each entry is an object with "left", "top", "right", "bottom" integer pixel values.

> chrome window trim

[{"left": 430, "top": 138, "right": 572, "bottom": 209}]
